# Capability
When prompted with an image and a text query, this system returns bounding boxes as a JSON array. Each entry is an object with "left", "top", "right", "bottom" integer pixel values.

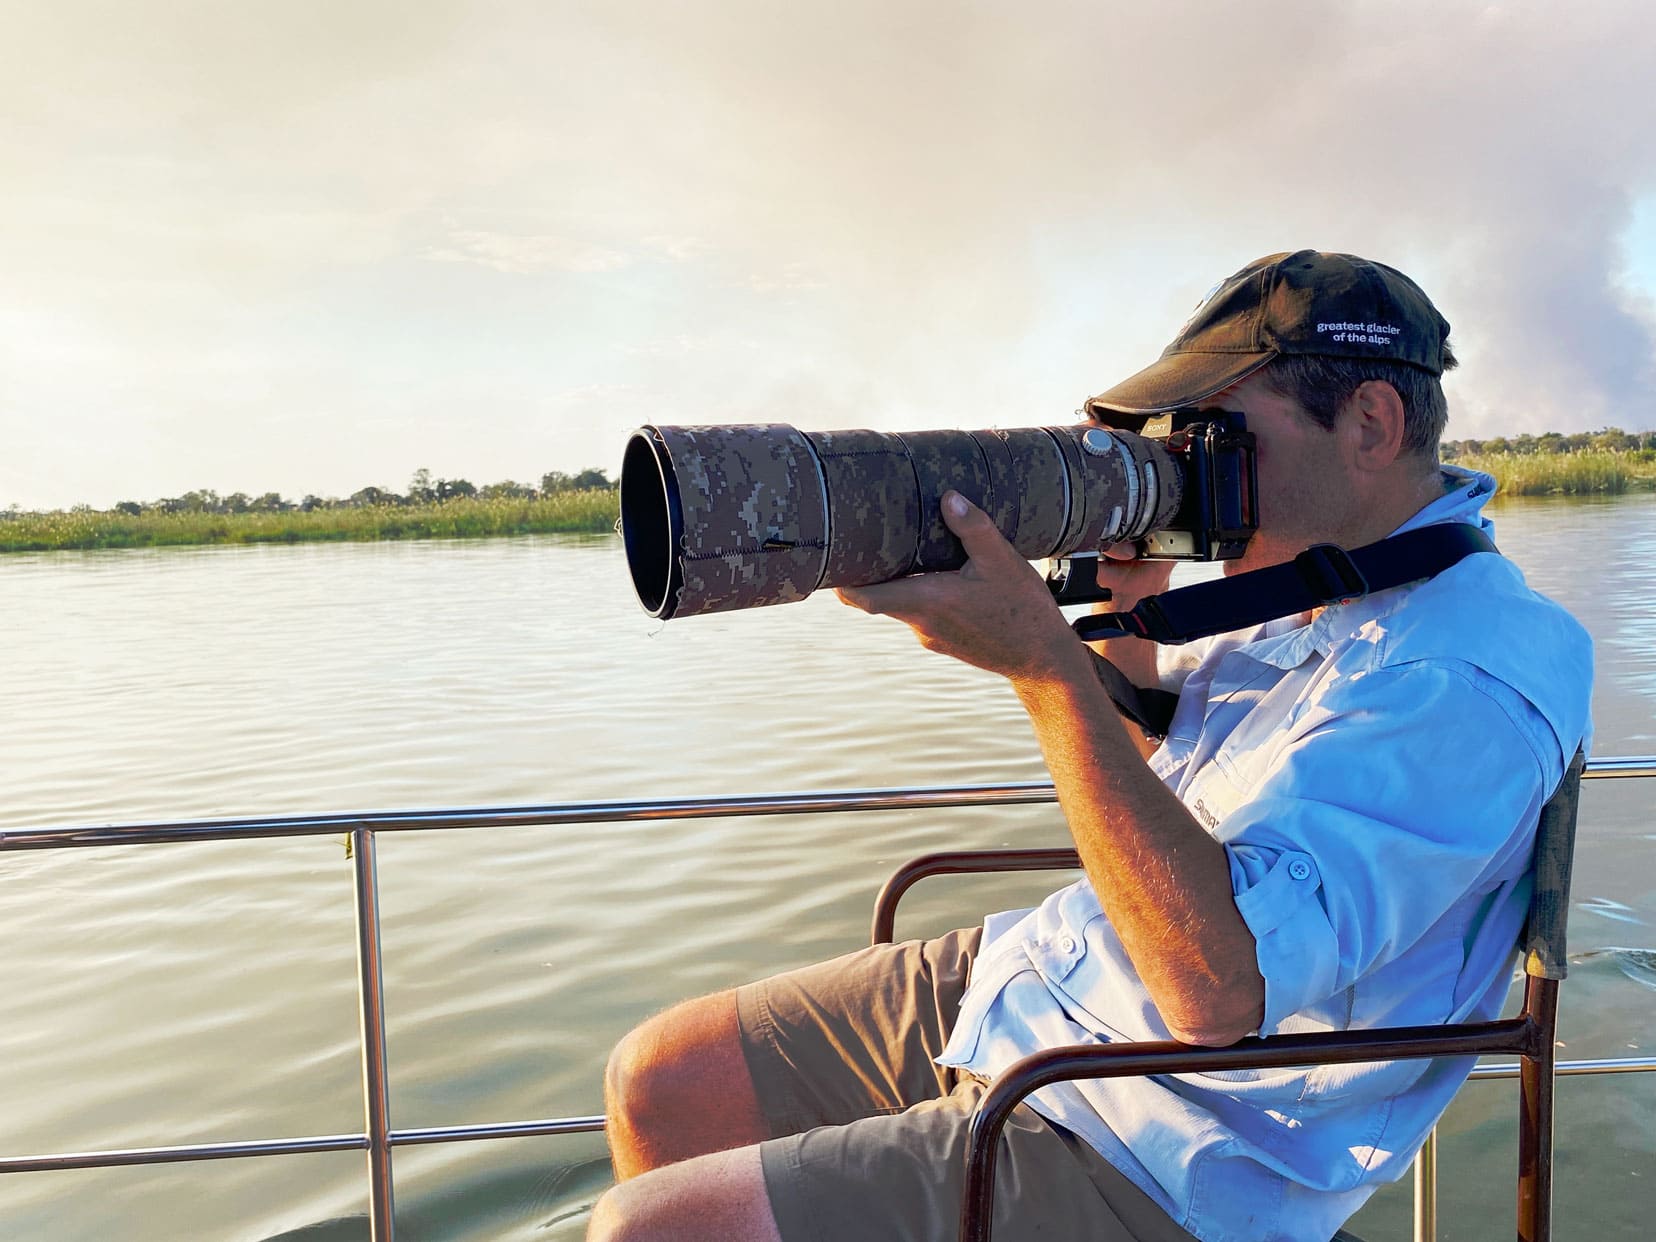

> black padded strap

[
  {"left": 1090, "top": 653, "right": 1180, "bottom": 740},
  {"left": 1074, "top": 523, "right": 1498, "bottom": 645}
]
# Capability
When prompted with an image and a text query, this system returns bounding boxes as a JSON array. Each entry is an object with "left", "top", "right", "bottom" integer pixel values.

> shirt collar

[
  {"left": 1393, "top": 464, "right": 1498, "bottom": 538},
  {"left": 1231, "top": 466, "right": 1499, "bottom": 670}
]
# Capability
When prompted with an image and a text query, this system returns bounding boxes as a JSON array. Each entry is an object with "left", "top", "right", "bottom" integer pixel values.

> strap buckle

[{"left": 1294, "top": 543, "right": 1368, "bottom": 605}]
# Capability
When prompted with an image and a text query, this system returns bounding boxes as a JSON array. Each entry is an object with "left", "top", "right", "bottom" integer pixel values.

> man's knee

[
  {"left": 586, "top": 1183, "right": 625, "bottom": 1242},
  {"left": 603, "top": 1018, "right": 666, "bottom": 1128},
  {"left": 587, "top": 1146, "right": 781, "bottom": 1242},
  {"left": 588, "top": 1179, "right": 678, "bottom": 1242},
  {"left": 586, "top": 1181, "right": 638, "bottom": 1242},
  {"left": 604, "top": 990, "right": 756, "bottom": 1134}
]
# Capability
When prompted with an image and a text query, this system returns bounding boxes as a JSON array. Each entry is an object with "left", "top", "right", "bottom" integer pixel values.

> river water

[{"left": 1, "top": 495, "right": 1652, "bottom": 1241}]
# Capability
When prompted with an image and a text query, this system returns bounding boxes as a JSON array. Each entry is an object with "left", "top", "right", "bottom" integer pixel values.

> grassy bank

[
  {"left": 0, "top": 490, "right": 620, "bottom": 553},
  {"left": 1450, "top": 449, "right": 1656, "bottom": 498},
  {"left": 8, "top": 447, "right": 1653, "bottom": 553}
]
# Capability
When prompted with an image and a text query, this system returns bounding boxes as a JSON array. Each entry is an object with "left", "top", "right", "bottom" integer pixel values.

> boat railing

[{"left": 3, "top": 755, "right": 1654, "bottom": 1242}]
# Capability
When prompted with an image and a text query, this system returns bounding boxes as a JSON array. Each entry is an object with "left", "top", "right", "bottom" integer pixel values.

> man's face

[{"left": 1195, "top": 371, "right": 1354, "bottom": 575}]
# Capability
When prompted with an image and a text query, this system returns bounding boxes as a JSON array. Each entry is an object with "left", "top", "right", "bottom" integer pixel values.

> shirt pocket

[
  {"left": 1185, "top": 1135, "right": 1285, "bottom": 1237},
  {"left": 1183, "top": 755, "right": 1255, "bottom": 834}
]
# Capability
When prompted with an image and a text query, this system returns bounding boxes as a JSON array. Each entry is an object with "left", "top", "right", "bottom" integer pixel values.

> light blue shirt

[{"left": 936, "top": 467, "right": 1594, "bottom": 1242}]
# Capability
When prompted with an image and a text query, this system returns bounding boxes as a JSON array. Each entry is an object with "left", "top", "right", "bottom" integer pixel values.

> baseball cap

[{"left": 1086, "top": 250, "right": 1453, "bottom": 416}]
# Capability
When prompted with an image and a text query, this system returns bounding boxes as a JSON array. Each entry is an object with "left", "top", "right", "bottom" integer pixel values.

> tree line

[
  {"left": 101, "top": 467, "right": 615, "bottom": 517},
  {"left": 14, "top": 427, "right": 1656, "bottom": 519},
  {"left": 1441, "top": 426, "right": 1656, "bottom": 459}
]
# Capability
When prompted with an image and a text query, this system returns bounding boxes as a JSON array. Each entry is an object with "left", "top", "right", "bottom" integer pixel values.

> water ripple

[{"left": 3, "top": 516, "right": 1654, "bottom": 1240}]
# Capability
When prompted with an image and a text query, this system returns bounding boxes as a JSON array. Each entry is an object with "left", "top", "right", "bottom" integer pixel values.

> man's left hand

[{"left": 836, "top": 491, "right": 1081, "bottom": 684}]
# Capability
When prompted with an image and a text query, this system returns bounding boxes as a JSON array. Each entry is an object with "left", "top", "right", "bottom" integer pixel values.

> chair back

[
  {"left": 948, "top": 749, "right": 1591, "bottom": 1242},
  {"left": 1522, "top": 749, "right": 1586, "bottom": 981}
]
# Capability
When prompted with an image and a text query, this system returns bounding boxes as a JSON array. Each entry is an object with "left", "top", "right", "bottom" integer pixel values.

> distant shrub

[
  {"left": 1454, "top": 449, "right": 1656, "bottom": 497},
  {"left": 0, "top": 491, "right": 620, "bottom": 552}
]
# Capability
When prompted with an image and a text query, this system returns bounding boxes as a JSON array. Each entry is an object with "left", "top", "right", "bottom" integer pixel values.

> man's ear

[{"left": 1343, "top": 380, "right": 1407, "bottom": 471}]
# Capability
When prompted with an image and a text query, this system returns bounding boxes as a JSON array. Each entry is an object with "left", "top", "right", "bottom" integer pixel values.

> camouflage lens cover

[
  {"left": 1056, "top": 426, "right": 1183, "bottom": 548},
  {"left": 986, "top": 429, "right": 1069, "bottom": 559},
  {"left": 635, "top": 424, "right": 830, "bottom": 618},
  {"left": 895, "top": 430, "right": 995, "bottom": 570},
  {"left": 621, "top": 421, "right": 1190, "bottom": 620},
  {"left": 805, "top": 429, "right": 920, "bottom": 588}
]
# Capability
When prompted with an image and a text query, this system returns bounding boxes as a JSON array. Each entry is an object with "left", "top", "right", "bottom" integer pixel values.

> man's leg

[
  {"left": 593, "top": 931, "right": 1195, "bottom": 1242},
  {"left": 591, "top": 1077, "right": 1196, "bottom": 1242},
  {"left": 603, "top": 930, "right": 981, "bottom": 1179},
  {"left": 587, "top": 1145, "right": 780, "bottom": 1242},
  {"left": 603, "top": 989, "right": 768, "bottom": 1179}
]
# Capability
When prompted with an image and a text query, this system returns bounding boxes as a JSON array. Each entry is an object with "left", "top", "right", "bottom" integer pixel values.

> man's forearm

[
  {"left": 1012, "top": 644, "right": 1265, "bottom": 1046},
  {"left": 835, "top": 492, "right": 1264, "bottom": 1043}
]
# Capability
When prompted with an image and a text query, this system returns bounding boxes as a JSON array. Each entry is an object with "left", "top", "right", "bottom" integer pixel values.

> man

[{"left": 588, "top": 251, "right": 1594, "bottom": 1242}]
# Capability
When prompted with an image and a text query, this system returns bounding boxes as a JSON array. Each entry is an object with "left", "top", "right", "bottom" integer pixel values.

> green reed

[
  {"left": 0, "top": 490, "right": 620, "bottom": 553},
  {"left": 1454, "top": 450, "right": 1656, "bottom": 498},
  {"left": 8, "top": 448, "right": 1653, "bottom": 553}
]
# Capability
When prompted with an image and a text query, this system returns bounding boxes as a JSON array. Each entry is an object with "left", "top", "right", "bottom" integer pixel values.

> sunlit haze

[{"left": 5, "top": 0, "right": 1655, "bottom": 510}]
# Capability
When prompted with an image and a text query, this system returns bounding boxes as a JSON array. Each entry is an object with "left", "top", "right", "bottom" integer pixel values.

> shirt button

[
  {"left": 1059, "top": 935, "right": 1077, "bottom": 954},
  {"left": 1288, "top": 859, "right": 1312, "bottom": 881}
]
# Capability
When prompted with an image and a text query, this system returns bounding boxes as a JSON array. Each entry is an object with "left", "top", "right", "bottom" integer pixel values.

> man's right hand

[
  {"left": 1085, "top": 544, "right": 1177, "bottom": 693},
  {"left": 1096, "top": 542, "right": 1177, "bottom": 608}
]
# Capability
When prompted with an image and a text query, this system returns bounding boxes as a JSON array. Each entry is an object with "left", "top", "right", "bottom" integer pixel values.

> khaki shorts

[{"left": 734, "top": 929, "right": 1196, "bottom": 1242}]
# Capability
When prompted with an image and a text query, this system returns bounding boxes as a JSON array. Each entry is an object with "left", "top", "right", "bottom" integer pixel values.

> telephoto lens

[{"left": 620, "top": 422, "right": 1187, "bottom": 621}]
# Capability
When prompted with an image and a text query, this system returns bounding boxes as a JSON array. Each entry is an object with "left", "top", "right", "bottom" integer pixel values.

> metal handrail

[
  {"left": 1, "top": 755, "right": 1652, "bottom": 1241},
  {"left": 0, "top": 783, "right": 1059, "bottom": 851},
  {"left": 8, "top": 1055, "right": 1653, "bottom": 1174},
  {"left": 5, "top": 755, "right": 1649, "bottom": 852}
]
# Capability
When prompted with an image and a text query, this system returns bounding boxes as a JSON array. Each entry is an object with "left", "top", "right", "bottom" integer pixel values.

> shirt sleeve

[{"left": 1217, "top": 660, "right": 1563, "bottom": 1034}]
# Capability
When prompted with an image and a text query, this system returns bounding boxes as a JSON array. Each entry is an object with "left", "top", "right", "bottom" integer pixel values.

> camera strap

[
  {"left": 1076, "top": 523, "right": 1497, "bottom": 646},
  {"left": 1076, "top": 522, "right": 1498, "bottom": 737},
  {"left": 1088, "top": 656, "right": 1184, "bottom": 741}
]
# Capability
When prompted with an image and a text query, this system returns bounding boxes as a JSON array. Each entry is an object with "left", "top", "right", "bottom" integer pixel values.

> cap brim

[{"left": 1085, "top": 350, "right": 1275, "bottom": 416}]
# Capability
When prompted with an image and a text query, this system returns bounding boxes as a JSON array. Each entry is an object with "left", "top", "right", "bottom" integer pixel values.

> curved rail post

[
  {"left": 959, "top": 1020, "right": 1537, "bottom": 1242},
  {"left": 351, "top": 826, "right": 396, "bottom": 1242},
  {"left": 1518, "top": 979, "right": 1560, "bottom": 1242},
  {"left": 1414, "top": 1127, "right": 1437, "bottom": 1242},
  {"left": 870, "top": 849, "right": 1081, "bottom": 944}
]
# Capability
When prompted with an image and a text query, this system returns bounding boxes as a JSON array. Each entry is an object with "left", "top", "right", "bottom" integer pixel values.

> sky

[{"left": 4, "top": 0, "right": 1656, "bottom": 511}]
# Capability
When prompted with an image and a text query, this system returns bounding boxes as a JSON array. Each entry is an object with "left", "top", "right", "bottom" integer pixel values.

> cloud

[
  {"left": 5, "top": 1, "right": 1656, "bottom": 508},
  {"left": 641, "top": 235, "right": 712, "bottom": 262},
  {"left": 621, "top": 335, "right": 759, "bottom": 358},
  {"left": 745, "top": 263, "right": 826, "bottom": 294},
  {"left": 489, "top": 0, "right": 1656, "bottom": 438},
  {"left": 422, "top": 228, "right": 714, "bottom": 276},
  {"left": 426, "top": 229, "right": 633, "bottom": 274},
  {"left": 548, "top": 382, "right": 649, "bottom": 405}
]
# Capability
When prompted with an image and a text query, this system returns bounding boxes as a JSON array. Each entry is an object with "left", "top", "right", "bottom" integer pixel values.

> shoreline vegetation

[
  {"left": 1441, "top": 427, "right": 1656, "bottom": 496},
  {"left": 5, "top": 441, "right": 1655, "bottom": 554},
  {"left": 1, "top": 468, "right": 620, "bottom": 553},
  {"left": 0, "top": 490, "right": 620, "bottom": 553},
  {"left": 1451, "top": 448, "right": 1656, "bottom": 497}
]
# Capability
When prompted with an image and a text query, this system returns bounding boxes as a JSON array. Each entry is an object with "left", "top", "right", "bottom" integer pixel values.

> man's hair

[{"left": 1259, "top": 347, "right": 1458, "bottom": 459}]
